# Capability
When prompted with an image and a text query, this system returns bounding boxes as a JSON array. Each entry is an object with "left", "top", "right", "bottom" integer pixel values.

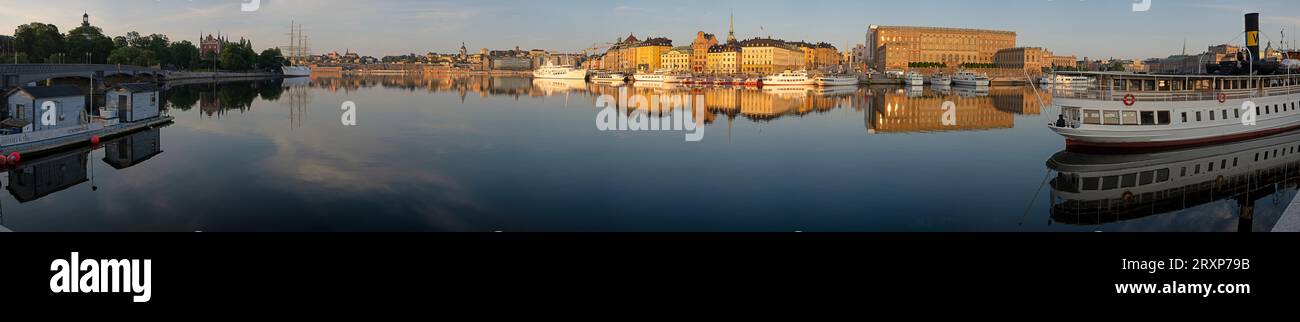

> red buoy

[
  {"left": 7, "top": 152, "right": 19, "bottom": 163},
  {"left": 91, "top": 135, "right": 100, "bottom": 145}
]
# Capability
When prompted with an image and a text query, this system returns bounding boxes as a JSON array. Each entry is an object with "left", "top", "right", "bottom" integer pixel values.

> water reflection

[
  {"left": 4, "top": 127, "right": 164, "bottom": 203},
  {"left": 1047, "top": 131, "right": 1300, "bottom": 232}
]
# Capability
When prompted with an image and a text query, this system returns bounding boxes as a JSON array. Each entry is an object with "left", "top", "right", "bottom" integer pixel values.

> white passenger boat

[
  {"left": 762, "top": 70, "right": 815, "bottom": 86},
  {"left": 662, "top": 73, "right": 691, "bottom": 83},
  {"left": 632, "top": 69, "right": 668, "bottom": 82},
  {"left": 814, "top": 74, "right": 858, "bottom": 87},
  {"left": 952, "top": 71, "right": 991, "bottom": 86},
  {"left": 1050, "top": 71, "right": 1300, "bottom": 149},
  {"left": 929, "top": 73, "right": 952, "bottom": 86},
  {"left": 1041, "top": 74, "right": 1092, "bottom": 86},
  {"left": 533, "top": 63, "right": 589, "bottom": 80},
  {"left": 590, "top": 72, "right": 627, "bottom": 83},
  {"left": 905, "top": 72, "right": 925, "bottom": 86}
]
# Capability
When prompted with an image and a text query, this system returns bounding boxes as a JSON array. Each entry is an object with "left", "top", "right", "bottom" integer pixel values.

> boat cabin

[
  {"left": 105, "top": 83, "right": 161, "bottom": 123},
  {"left": 1, "top": 85, "right": 87, "bottom": 135}
]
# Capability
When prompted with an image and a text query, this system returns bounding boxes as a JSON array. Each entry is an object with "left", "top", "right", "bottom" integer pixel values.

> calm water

[{"left": 0, "top": 75, "right": 1293, "bottom": 232}]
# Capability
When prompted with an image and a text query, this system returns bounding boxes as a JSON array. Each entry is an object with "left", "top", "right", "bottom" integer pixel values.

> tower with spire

[
  {"left": 82, "top": 12, "right": 90, "bottom": 27},
  {"left": 726, "top": 9, "right": 738, "bottom": 44}
]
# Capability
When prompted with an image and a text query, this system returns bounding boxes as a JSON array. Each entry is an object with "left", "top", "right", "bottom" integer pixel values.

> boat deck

[{"left": 1, "top": 116, "right": 174, "bottom": 159}]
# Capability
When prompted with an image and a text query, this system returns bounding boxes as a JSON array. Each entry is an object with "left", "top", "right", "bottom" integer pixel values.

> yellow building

[
  {"left": 868, "top": 25, "right": 1016, "bottom": 72},
  {"left": 603, "top": 33, "right": 641, "bottom": 72},
  {"left": 740, "top": 38, "right": 803, "bottom": 74},
  {"left": 794, "top": 42, "right": 841, "bottom": 70},
  {"left": 660, "top": 47, "right": 693, "bottom": 72},
  {"left": 634, "top": 38, "right": 673, "bottom": 72},
  {"left": 707, "top": 43, "right": 742, "bottom": 74}
]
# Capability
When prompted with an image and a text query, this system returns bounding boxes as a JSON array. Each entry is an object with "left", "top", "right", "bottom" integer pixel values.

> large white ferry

[
  {"left": 533, "top": 64, "right": 589, "bottom": 80},
  {"left": 762, "top": 70, "right": 815, "bottom": 86},
  {"left": 1050, "top": 13, "right": 1300, "bottom": 150},
  {"left": 905, "top": 72, "right": 925, "bottom": 86},
  {"left": 1040, "top": 74, "right": 1092, "bottom": 86}
]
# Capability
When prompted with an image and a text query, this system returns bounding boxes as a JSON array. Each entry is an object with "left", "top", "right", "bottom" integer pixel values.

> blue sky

[{"left": 2, "top": 0, "right": 1299, "bottom": 59}]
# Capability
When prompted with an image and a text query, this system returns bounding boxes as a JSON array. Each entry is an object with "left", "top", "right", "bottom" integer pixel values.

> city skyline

[{"left": 3, "top": 0, "right": 1300, "bottom": 60}]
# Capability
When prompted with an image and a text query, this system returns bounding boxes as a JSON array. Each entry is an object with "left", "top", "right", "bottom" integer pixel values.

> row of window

[
  {"left": 1078, "top": 101, "right": 1300, "bottom": 125},
  {"left": 1076, "top": 145, "right": 1300, "bottom": 192}
]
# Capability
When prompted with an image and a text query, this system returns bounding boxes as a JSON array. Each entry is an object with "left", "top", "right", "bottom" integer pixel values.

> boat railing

[{"left": 1053, "top": 84, "right": 1300, "bottom": 103}]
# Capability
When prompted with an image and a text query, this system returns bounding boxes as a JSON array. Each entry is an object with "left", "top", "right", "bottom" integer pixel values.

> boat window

[
  {"left": 1122, "top": 111, "right": 1139, "bottom": 125},
  {"left": 1158, "top": 111, "right": 1171, "bottom": 125},
  {"left": 1103, "top": 111, "right": 1120, "bottom": 124},
  {"left": 1122, "top": 173, "right": 1138, "bottom": 188},
  {"left": 1194, "top": 165, "right": 1201, "bottom": 174},
  {"left": 1180, "top": 167, "right": 1187, "bottom": 177},
  {"left": 1235, "top": 109, "right": 1240, "bottom": 118},
  {"left": 1221, "top": 160, "right": 1227, "bottom": 169},
  {"left": 1222, "top": 110, "right": 1228, "bottom": 120},
  {"left": 1102, "top": 176, "right": 1119, "bottom": 190},
  {"left": 1140, "top": 111, "right": 1156, "bottom": 125},
  {"left": 1208, "top": 162, "right": 1215, "bottom": 172},
  {"left": 1233, "top": 158, "right": 1238, "bottom": 167},
  {"left": 1209, "top": 111, "right": 1216, "bottom": 121},
  {"left": 1156, "top": 169, "right": 1170, "bottom": 182},
  {"left": 1181, "top": 112, "right": 1188, "bottom": 123},
  {"left": 1195, "top": 111, "right": 1202, "bottom": 122},
  {"left": 1082, "top": 177, "right": 1099, "bottom": 191},
  {"left": 1257, "top": 106, "right": 1261, "bottom": 116},
  {"left": 1139, "top": 171, "right": 1154, "bottom": 186}
]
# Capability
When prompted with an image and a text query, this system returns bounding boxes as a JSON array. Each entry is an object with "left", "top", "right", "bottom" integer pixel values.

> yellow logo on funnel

[{"left": 1248, "top": 31, "right": 1260, "bottom": 47}]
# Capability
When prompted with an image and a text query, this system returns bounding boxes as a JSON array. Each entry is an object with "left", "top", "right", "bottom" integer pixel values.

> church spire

[{"left": 727, "top": 9, "right": 737, "bottom": 43}]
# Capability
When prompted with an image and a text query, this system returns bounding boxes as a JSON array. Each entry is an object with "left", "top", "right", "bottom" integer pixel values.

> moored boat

[
  {"left": 534, "top": 63, "right": 589, "bottom": 80},
  {"left": 762, "top": 70, "right": 815, "bottom": 86},
  {"left": 953, "top": 70, "right": 991, "bottom": 87},
  {"left": 814, "top": 74, "right": 858, "bottom": 87},
  {"left": 929, "top": 73, "right": 952, "bottom": 86},
  {"left": 905, "top": 72, "right": 925, "bottom": 86}
]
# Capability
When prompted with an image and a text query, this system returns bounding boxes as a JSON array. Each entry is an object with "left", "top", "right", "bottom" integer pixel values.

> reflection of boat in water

[
  {"left": 905, "top": 86, "right": 924, "bottom": 97},
  {"left": 532, "top": 78, "right": 588, "bottom": 95},
  {"left": 955, "top": 85, "right": 989, "bottom": 97},
  {"left": 1047, "top": 130, "right": 1300, "bottom": 231},
  {"left": 281, "top": 76, "right": 310, "bottom": 88},
  {"left": 814, "top": 86, "right": 857, "bottom": 96},
  {"left": 3, "top": 126, "right": 164, "bottom": 203}
]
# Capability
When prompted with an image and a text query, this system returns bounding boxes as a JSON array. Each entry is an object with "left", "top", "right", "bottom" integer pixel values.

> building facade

[
  {"left": 740, "top": 38, "right": 803, "bottom": 74},
  {"left": 707, "top": 43, "right": 742, "bottom": 74},
  {"left": 634, "top": 37, "right": 673, "bottom": 72},
  {"left": 661, "top": 47, "right": 693, "bottom": 72},
  {"left": 993, "top": 47, "right": 1051, "bottom": 73},
  {"left": 867, "top": 25, "right": 1016, "bottom": 72},
  {"left": 690, "top": 31, "right": 719, "bottom": 73}
]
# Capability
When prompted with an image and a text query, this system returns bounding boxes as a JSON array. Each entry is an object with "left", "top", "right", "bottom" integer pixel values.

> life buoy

[
  {"left": 1123, "top": 94, "right": 1137, "bottom": 106},
  {"left": 1217, "top": 92, "right": 1227, "bottom": 103},
  {"left": 1216, "top": 175, "right": 1226, "bottom": 187},
  {"left": 1122, "top": 191, "right": 1135, "bottom": 204}
]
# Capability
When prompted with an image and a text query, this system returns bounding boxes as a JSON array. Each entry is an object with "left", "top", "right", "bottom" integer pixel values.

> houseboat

[{"left": 1, "top": 83, "right": 172, "bottom": 158}]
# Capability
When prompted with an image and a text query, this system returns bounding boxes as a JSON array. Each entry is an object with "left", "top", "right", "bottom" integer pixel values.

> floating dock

[{"left": 1, "top": 116, "right": 174, "bottom": 159}]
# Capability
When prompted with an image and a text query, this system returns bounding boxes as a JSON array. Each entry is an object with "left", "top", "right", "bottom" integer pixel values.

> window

[
  {"left": 1122, "top": 111, "right": 1139, "bottom": 125},
  {"left": 1140, "top": 111, "right": 1156, "bottom": 125},
  {"left": 1235, "top": 109, "right": 1240, "bottom": 118},
  {"left": 1181, "top": 112, "right": 1188, "bottom": 123},
  {"left": 1139, "top": 171, "right": 1154, "bottom": 185},
  {"left": 1158, "top": 111, "right": 1171, "bottom": 125},
  {"left": 1102, "top": 176, "right": 1119, "bottom": 190},
  {"left": 1103, "top": 111, "right": 1121, "bottom": 124},
  {"left": 1156, "top": 169, "right": 1170, "bottom": 182},
  {"left": 1196, "top": 111, "right": 1202, "bottom": 122},
  {"left": 1122, "top": 173, "right": 1138, "bottom": 188},
  {"left": 1210, "top": 111, "right": 1216, "bottom": 121},
  {"left": 1223, "top": 110, "right": 1228, "bottom": 119}
]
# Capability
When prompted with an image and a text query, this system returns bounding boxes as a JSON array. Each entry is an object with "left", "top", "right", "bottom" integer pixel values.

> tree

[
  {"left": 66, "top": 24, "right": 114, "bottom": 64},
  {"left": 107, "top": 46, "right": 156, "bottom": 66},
  {"left": 218, "top": 42, "right": 257, "bottom": 70},
  {"left": 258, "top": 48, "right": 285, "bottom": 70},
  {"left": 14, "top": 22, "right": 65, "bottom": 63},
  {"left": 113, "top": 36, "right": 128, "bottom": 48},
  {"left": 167, "top": 41, "right": 200, "bottom": 69}
]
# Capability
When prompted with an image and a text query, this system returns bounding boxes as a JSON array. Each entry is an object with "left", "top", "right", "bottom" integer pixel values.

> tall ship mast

[{"left": 280, "top": 21, "right": 311, "bottom": 77}]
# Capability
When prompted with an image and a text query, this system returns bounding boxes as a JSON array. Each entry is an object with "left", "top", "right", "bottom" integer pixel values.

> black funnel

[{"left": 1246, "top": 13, "right": 1260, "bottom": 62}]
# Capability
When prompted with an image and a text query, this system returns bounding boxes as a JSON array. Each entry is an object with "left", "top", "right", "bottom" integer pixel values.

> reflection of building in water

[
  {"left": 1048, "top": 131, "right": 1300, "bottom": 231},
  {"left": 865, "top": 87, "right": 1013, "bottom": 133},
  {"left": 6, "top": 149, "right": 89, "bottom": 203},
  {"left": 990, "top": 86, "right": 1049, "bottom": 115},
  {"left": 103, "top": 128, "right": 163, "bottom": 169}
]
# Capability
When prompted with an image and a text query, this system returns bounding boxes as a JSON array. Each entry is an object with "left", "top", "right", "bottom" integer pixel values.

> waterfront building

[
  {"left": 690, "top": 32, "right": 719, "bottom": 73},
  {"left": 199, "top": 33, "right": 230, "bottom": 58},
  {"left": 491, "top": 56, "right": 532, "bottom": 71},
  {"left": 105, "top": 83, "right": 160, "bottom": 122},
  {"left": 635, "top": 37, "right": 673, "bottom": 72},
  {"left": 603, "top": 33, "right": 641, "bottom": 71},
  {"left": 2, "top": 85, "right": 85, "bottom": 133},
  {"left": 740, "top": 38, "right": 803, "bottom": 74},
  {"left": 793, "top": 42, "right": 841, "bottom": 70},
  {"left": 993, "top": 47, "right": 1053, "bottom": 74},
  {"left": 661, "top": 47, "right": 693, "bottom": 72},
  {"left": 867, "top": 25, "right": 1016, "bottom": 72},
  {"left": 706, "top": 42, "right": 742, "bottom": 74}
]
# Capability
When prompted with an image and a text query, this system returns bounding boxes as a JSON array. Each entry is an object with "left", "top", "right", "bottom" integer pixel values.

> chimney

[{"left": 1246, "top": 13, "right": 1261, "bottom": 62}]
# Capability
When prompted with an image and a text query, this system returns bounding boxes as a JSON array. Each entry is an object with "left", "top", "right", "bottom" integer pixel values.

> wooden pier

[{"left": 1, "top": 116, "right": 174, "bottom": 159}]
